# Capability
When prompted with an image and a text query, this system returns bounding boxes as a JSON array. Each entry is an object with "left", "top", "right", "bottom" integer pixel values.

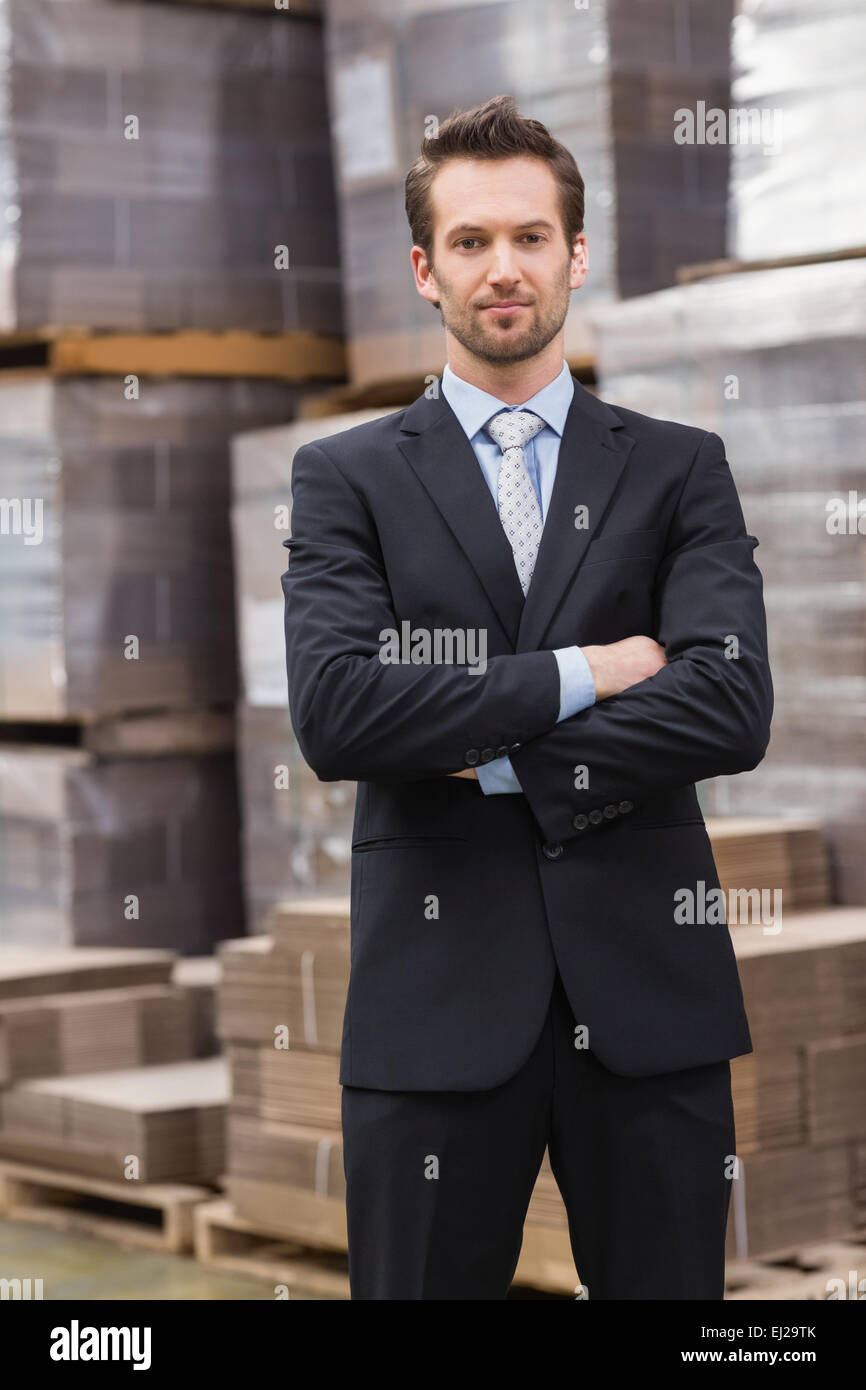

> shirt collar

[{"left": 441, "top": 358, "right": 574, "bottom": 441}]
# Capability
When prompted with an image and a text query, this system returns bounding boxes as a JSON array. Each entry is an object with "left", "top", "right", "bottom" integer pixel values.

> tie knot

[{"left": 484, "top": 409, "right": 546, "bottom": 452}]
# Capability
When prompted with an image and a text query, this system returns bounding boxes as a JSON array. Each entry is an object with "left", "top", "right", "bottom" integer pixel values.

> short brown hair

[{"left": 405, "top": 94, "right": 585, "bottom": 263}]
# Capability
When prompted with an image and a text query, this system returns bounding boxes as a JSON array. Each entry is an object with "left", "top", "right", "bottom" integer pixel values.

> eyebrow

[{"left": 447, "top": 220, "right": 557, "bottom": 237}]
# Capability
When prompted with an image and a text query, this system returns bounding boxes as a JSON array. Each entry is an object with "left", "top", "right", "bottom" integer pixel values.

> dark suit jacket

[{"left": 281, "top": 376, "right": 773, "bottom": 1089}]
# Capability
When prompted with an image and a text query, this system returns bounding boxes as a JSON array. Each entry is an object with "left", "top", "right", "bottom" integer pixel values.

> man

[{"left": 281, "top": 95, "right": 773, "bottom": 1300}]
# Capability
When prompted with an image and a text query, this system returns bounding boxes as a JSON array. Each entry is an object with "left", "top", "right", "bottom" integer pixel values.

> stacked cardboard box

[
  {"left": 725, "top": 910, "right": 866, "bottom": 1257},
  {"left": 0, "top": 374, "right": 309, "bottom": 721},
  {"left": 323, "top": 0, "right": 734, "bottom": 385},
  {"left": 0, "top": 1057, "right": 229, "bottom": 1183},
  {"left": 0, "top": 944, "right": 176, "bottom": 998},
  {"left": 705, "top": 817, "right": 830, "bottom": 913},
  {"left": 0, "top": 985, "right": 197, "bottom": 1083},
  {"left": 0, "top": 742, "right": 242, "bottom": 952},
  {"left": 218, "top": 901, "right": 347, "bottom": 1241},
  {"left": 0, "top": 944, "right": 225, "bottom": 1182},
  {"left": 729, "top": 0, "right": 866, "bottom": 259},
  {"left": 0, "top": 372, "right": 317, "bottom": 955},
  {"left": 0, "top": 957, "right": 219, "bottom": 1084},
  {"left": 0, "top": 0, "right": 341, "bottom": 332},
  {"left": 594, "top": 255, "right": 866, "bottom": 902}
]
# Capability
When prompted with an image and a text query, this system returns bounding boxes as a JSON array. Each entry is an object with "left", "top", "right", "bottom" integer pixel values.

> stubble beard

[{"left": 432, "top": 257, "right": 573, "bottom": 365}]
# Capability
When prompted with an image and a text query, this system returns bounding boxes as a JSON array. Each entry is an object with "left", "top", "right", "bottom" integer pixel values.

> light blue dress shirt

[{"left": 440, "top": 358, "right": 597, "bottom": 795}]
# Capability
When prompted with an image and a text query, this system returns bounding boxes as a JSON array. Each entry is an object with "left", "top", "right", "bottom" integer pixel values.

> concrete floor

[
  {"left": 0, "top": 1218, "right": 569, "bottom": 1299},
  {"left": 0, "top": 1217, "right": 278, "bottom": 1300}
]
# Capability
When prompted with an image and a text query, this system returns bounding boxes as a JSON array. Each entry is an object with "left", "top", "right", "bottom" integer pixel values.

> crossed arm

[{"left": 282, "top": 432, "right": 773, "bottom": 845}]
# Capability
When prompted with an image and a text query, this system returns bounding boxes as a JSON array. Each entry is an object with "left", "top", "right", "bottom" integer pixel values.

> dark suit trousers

[{"left": 341, "top": 971, "right": 736, "bottom": 1300}]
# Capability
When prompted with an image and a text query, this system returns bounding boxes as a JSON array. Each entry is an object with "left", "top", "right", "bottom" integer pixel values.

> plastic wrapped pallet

[
  {"left": 0, "top": 743, "right": 243, "bottom": 953},
  {"left": 0, "top": 0, "right": 342, "bottom": 332},
  {"left": 730, "top": 0, "right": 866, "bottom": 259},
  {"left": 324, "top": 0, "right": 734, "bottom": 385},
  {"left": 231, "top": 412, "right": 392, "bottom": 926},
  {"left": 0, "top": 374, "right": 308, "bottom": 720},
  {"left": 593, "top": 257, "right": 866, "bottom": 902}
]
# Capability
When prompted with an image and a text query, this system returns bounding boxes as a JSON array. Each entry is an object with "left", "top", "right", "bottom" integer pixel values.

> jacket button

[
  {"left": 495, "top": 746, "right": 509, "bottom": 758},
  {"left": 589, "top": 809, "right": 604, "bottom": 825},
  {"left": 603, "top": 804, "right": 618, "bottom": 819},
  {"left": 465, "top": 749, "right": 480, "bottom": 766},
  {"left": 618, "top": 799, "right": 634, "bottom": 813},
  {"left": 480, "top": 748, "right": 496, "bottom": 763},
  {"left": 542, "top": 842, "right": 563, "bottom": 860},
  {"left": 573, "top": 814, "right": 589, "bottom": 830}
]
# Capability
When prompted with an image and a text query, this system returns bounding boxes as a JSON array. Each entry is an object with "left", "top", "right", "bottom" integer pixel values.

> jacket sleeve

[
  {"left": 508, "top": 430, "right": 774, "bottom": 843},
  {"left": 281, "top": 441, "right": 562, "bottom": 783}
]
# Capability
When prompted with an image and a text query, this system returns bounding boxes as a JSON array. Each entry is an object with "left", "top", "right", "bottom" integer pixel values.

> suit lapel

[
  {"left": 397, "top": 395, "right": 527, "bottom": 645},
  {"left": 397, "top": 376, "right": 635, "bottom": 652},
  {"left": 516, "top": 382, "right": 633, "bottom": 652}
]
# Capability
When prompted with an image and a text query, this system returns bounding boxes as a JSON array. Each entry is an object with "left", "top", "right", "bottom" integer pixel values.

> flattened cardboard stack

[
  {"left": 704, "top": 816, "right": 830, "bottom": 913},
  {"left": 324, "top": 0, "right": 734, "bottom": 385},
  {"left": 0, "top": 985, "right": 197, "bottom": 1084},
  {"left": 0, "top": 944, "right": 227, "bottom": 1183},
  {"left": 595, "top": 255, "right": 866, "bottom": 902},
  {"left": 0, "top": 742, "right": 242, "bottom": 953},
  {"left": 0, "top": 944, "right": 176, "bottom": 999},
  {"left": 231, "top": 415, "right": 394, "bottom": 930},
  {"left": 0, "top": 0, "right": 341, "bottom": 333},
  {"left": 172, "top": 955, "right": 220, "bottom": 1060},
  {"left": 220, "top": 884, "right": 865, "bottom": 1270},
  {"left": 219, "top": 900, "right": 348, "bottom": 1245},
  {"left": 0, "top": 1057, "right": 229, "bottom": 1183},
  {"left": 726, "top": 909, "right": 866, "bottom": 1257}
]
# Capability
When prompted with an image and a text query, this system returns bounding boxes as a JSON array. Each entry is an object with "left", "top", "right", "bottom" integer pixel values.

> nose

[{"left": 486, "top": 239, "right": 521, "bottom": 285}]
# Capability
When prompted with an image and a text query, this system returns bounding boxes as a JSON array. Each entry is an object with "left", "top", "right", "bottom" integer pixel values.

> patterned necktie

[{"left": 484, "top": 409, "right": 547, "bottom": 596}]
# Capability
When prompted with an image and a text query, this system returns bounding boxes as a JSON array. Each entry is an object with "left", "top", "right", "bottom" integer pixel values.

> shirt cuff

[
  {"left": 553, "top": 645, "right": 597, "bottom": 721},
  {"left": 476, "top": 756, "right": 523, "bottom": 795}
]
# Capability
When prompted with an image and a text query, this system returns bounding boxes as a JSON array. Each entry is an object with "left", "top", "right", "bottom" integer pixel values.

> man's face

[{"left": 412, "top": 156, "right": 588, "bottom": 366}]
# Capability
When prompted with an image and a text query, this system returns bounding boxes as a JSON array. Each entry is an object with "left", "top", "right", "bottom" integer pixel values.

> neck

[{"left": 445, "top": 334, "right": 566, "bottom": 404}]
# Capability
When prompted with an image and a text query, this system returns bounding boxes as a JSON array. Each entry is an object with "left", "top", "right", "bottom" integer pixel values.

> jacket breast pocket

[{"left": 581, "top": 528, "right": 662, "bottom": 567}]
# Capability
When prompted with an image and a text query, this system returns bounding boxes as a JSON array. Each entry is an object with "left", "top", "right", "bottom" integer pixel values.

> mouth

[{"left": 482, "top": 302, "right": 529, "bottom": 317}]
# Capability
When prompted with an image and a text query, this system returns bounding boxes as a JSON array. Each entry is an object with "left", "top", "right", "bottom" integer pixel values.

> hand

[
  {"left": 448, "top": 768, "right": 478, "bottom": 779},
  {"left": 582, "top": 636, "right": 667, "bottom": 701}
]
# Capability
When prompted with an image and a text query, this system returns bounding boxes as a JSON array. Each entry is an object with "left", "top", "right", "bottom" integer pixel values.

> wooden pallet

[
  {"left": 725, "top": 1239, "right": 866, "bottom": 1301},
  {"left": 0, "top": 707, "right": 236, "bottom": 757},
  {"left": 0, "top": 327, "right": 345, "bottom": 381},
  {"left": 139, "top": 0, "right": 321, "bottom": 11},
  {"left": 194, "top": 1198, "right": 350, "bottom": 1299},
  {"left": 196, "top": 1195, "right": 866, "bottom": 1299},
  {"left": 676, "top": 243, "right": 866, "bottom": 285},
  {"left": 0, "top": 1159, "right": 213, "bottom": 1254},
  {"left": 512, "top": 1223, "right": 866, "bottom": 1300},
  {"left": 298, "top": 353, "right": 596, "bottom": 418}
]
